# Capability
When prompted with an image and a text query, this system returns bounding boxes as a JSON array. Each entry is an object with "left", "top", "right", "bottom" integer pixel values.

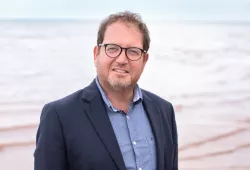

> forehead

[{"left": 103, "top": 21, "right": 143, "bottom": 48}]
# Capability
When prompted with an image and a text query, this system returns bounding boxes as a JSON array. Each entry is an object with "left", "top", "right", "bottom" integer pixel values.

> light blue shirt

[{"left": 95, "top": 77, "right": 157, "bottom": 170}]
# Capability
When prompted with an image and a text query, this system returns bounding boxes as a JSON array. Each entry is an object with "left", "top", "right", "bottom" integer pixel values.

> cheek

[
  {"left": 132, "top": 62, "right": 144, "bottom": 72},
  {"left": 98, "top": 57, "right": 113, "bottom": 71}
]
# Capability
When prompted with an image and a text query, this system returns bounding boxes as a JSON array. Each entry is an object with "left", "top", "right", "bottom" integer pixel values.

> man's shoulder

[
  {"left": 141, "top": 88, "right": 172, "bottom": 106},
  {"left": 44, "top": 89, "right": 84, "bottom": 109},
  {"left": 44, "top": 80, "right": 97, "bottom": 109}
]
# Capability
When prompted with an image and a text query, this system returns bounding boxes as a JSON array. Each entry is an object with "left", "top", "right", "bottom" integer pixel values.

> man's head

[{"left": 93, "top": 11, "right": 150, "bottom": 91}]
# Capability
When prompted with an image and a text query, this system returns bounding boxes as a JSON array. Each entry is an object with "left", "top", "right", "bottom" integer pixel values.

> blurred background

[{"left": 0, "top": 0, "right": 250, "bottom": 169}]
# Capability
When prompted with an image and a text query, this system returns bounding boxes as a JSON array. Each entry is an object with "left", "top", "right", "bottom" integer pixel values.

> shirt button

[
  {"left": 133, "top": 141, "right": 136, "bottom": 145},
  {"left": 138, "top": 168, "right": 142, "bottom": 170},
  {"left": 126, "top": 116, "right": 130, "bottom": 120}
]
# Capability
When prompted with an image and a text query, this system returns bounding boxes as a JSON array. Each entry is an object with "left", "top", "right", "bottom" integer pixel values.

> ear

[
  {"left": 93, "top": 45, "right": 99, "bottom": 60},
  {"left": 143, "top": 53, "right": 149, "bottom": 64},
  {"left": 141, "top": 53, "right": 149, "bottom": 71},
  {"left": 93, "top": 46, "right": 99, "bottom": 67}
]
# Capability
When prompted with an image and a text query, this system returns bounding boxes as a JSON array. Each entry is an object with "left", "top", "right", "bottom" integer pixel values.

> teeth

[{"left": 114, "top": 69, "right": 127, "bottom": 73}]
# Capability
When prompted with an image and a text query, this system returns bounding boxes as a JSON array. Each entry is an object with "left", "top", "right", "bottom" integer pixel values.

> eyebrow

[{"left": 105, "top": 43, "right": 144, "bottom": 49}]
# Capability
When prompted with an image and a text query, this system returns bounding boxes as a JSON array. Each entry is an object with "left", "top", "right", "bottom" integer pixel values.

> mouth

[{"left": 112, "top": 68, "right": 129, "bottom": 74}]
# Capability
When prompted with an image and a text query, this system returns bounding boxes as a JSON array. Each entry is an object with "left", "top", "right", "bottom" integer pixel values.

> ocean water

[
  {"left": 0, "top": 20, "right": 249, "bottom": 121},
  {"left": 0, "top": 20, "right": 250, "bottom": 169}
]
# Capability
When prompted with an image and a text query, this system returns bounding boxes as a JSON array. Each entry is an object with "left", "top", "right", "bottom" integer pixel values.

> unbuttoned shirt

[{"left": 95, "top": 77, "right": 157, "bottom": 170}]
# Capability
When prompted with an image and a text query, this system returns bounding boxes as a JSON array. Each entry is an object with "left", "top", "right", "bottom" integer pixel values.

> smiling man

[{"left": 34, "top": 11, "right": 178, "bottom": 170}]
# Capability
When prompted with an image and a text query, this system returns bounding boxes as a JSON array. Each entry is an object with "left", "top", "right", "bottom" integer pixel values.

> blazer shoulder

[
  {"left": 141, "top": 88, "right": 172, "bottom": 107},
  {"left": 44, "top": 88, "right": 84, "bottom": 111}
]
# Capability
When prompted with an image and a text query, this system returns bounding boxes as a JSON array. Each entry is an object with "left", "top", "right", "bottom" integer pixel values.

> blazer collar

[
  {"left": 81, "top": 79, "right": 126, "bottom": 170},
  {"left": 142, "top": 90, "right": 165, "bottom": 170},
  {"left": 81, "top": 79, "right": 100, "bottom": 102}
]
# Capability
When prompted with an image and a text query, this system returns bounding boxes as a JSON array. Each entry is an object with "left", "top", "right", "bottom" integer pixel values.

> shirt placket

[{"left": 126, "top": 105, "right": 143, "bottom": 170}]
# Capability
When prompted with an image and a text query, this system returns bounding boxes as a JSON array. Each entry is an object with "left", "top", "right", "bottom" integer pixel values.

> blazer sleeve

[
  {"left": 34, "top": 103, "right": 68, "bottom": 170},
  {"left": 170, "top": 103, "right": 178, "bottom": 170}
]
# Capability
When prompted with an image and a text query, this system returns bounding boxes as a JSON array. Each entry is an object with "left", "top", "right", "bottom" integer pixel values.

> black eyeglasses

[{"left": 98, "top": 43, "right": 147, "bottom": 61}]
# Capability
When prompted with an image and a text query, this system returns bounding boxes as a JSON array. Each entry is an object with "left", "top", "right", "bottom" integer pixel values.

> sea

[{"left": 0, "top": 19, "right": 250, "bottom": 169}]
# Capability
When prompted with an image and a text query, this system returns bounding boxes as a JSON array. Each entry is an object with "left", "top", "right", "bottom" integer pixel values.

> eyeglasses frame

[{"left": 98, "top": 43, "right": 147, "bottom": 61}]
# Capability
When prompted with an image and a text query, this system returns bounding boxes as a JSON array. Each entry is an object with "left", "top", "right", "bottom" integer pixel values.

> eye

[
  {"left": 106, "top": 45, "right": 120, "bottom": 53},
  {"left": 127, "top": 48, "right": 140, "bottom": 56}
]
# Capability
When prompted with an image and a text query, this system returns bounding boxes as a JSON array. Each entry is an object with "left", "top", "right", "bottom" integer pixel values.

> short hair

[{"left": 97, "top": 11, "right": 150, "bottom": 52}]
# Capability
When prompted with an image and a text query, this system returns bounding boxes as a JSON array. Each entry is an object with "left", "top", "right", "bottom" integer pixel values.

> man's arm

[
  {"left": 170, "top": 103, "right": 178, "bottom": 170},
  {"left": 34, "top": 103, "right": 68, "bottom": 170}
]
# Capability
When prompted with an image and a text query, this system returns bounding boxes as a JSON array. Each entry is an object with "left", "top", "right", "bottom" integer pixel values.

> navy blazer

[{"left": 34, "top": 79, "right": 178, "bottom": 170}]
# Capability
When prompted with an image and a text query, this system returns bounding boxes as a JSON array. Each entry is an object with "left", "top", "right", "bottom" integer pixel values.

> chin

[{"left": 108, "top": 77, "right": 132, "bottom": 90}]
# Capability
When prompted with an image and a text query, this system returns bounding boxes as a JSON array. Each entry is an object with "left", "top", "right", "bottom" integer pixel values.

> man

[{"left": 34, "top": 11, "right": 178, "bottom": 170}]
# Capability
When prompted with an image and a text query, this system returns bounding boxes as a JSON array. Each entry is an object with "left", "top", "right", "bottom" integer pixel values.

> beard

[
  {"left": 107, "top": 74, "right": 133, "bottom": 91},
  {"left": 96, "top": 66, "right": 136, "bottom": 91}
]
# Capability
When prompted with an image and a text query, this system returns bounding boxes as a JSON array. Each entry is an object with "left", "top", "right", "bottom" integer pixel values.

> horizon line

[{"left": 0, "top": 18, "right": 250, "bottom": 24}]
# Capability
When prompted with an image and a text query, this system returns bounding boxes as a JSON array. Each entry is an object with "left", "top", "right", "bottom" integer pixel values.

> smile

[{"left": 112, "top": 68, "right": 129, "bottom": 73}]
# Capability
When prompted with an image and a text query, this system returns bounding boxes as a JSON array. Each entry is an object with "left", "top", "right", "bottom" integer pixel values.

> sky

[{"left": 0, "top": 0, "right": 250, "bottom": 21}]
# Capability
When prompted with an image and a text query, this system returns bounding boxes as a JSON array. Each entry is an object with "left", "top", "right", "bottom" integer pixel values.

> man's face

[{"left": 94, "top": 21, "right": 148, "bottom": 90}]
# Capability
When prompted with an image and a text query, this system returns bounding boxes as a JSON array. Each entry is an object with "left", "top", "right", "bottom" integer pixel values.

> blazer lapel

[
  {"left": 142, "top": 91, "right": 165, "bottom": 170},
  {"left": 81, "top": 80, "right": 126, "bottom": 170}
]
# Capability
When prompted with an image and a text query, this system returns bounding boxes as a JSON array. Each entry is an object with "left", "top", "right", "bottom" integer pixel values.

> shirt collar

[{"left": 95, "top": 76, "right": 143, "bottom": 111}]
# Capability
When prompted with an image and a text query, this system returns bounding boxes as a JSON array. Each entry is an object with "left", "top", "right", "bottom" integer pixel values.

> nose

[{"left": 115, "top": 49, "right": 129, "bottom": 64}]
